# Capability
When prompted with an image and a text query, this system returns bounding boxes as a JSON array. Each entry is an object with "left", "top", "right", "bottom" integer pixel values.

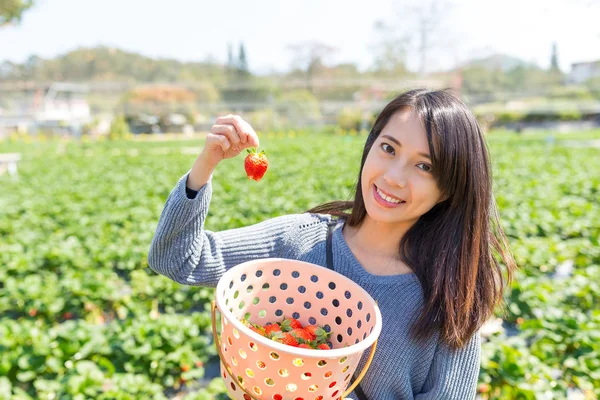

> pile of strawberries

[{"left": 241, "top": 317, "right": 331, "bottom": 350}]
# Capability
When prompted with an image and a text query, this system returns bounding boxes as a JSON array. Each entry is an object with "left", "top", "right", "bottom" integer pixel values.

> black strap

[
  {"left": 349, "top": 375, "right": 369, "bottom": 400},
  {"left": 326, "top": 219, "right": 336, "bottom": 271},
  {"left": 325, "top": 218, "right": 369, "bottom": 400}
]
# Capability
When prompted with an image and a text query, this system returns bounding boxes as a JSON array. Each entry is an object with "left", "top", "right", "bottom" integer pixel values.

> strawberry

[
  {"left": 273, "top": 332, "right": 299, "bottom": 347},
  {"left": 239, "top": 317, "right": 335, "bottom": 350},
  {"left": 290, "top": 328, "right": 314, "bottom": 344},
  {"left": 241, "top": 319, "right": 266, "bottom": 336},
  {"left": 244, "top": 148, "right": 268, "bottom": 181},
  {"left": 304, "top": 325, "right": 330, "bottom": 342},
  {"left": 264, "top": 323, "right": 281, "bottom": 337},
  {"left": 249, "top": 325, "right": 265, "bottom": 336},
  {"left": 280, "top": 317, "right": 303, "bottom": 332}
]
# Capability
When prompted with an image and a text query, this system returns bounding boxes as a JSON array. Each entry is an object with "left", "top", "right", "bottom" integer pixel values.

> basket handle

[
  {"left": 212, "top": 300, "right": 378, "bottom": 400},
  {"left": 341, "top": 334, "right": 378, "bottom": 399},
  {"left": 212, "top": 300, "right": 261, "bottom": 400}
]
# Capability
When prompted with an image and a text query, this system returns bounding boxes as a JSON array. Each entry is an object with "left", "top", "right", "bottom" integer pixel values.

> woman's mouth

[{"left": 373, "top": 185, "right": 406, "bottom": 208}]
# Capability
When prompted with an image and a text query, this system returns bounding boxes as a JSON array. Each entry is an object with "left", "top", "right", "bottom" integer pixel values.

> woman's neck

[{"left": 343, "top": 217, "right": 411, "bottom": 260}]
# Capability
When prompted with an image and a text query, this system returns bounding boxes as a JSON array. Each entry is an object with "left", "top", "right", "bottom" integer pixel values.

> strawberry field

[{"left": 0, "top": 130, "right": 599, "bottom": 399}]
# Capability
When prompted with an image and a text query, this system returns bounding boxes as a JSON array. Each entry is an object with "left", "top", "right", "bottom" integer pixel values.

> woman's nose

[{"left": 383, "top": 165, "right": 408, "bottom": 188}]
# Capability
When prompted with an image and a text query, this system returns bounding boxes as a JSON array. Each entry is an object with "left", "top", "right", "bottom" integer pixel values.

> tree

[
  {"left": 237, "top": 42, "right": 249, "bottom": 77},
  {"left": 550, "top": 42, "right": 560, "bottom": 72},
  {"left": 370, "top": 20, "right": 410, "bottom": 76},
  {"left": 407, "top": 0, "right": 452, "bottom": 76},
  {"left": 0, "top": 46, "right": 229, "bottom": 83},
  {"left": 286, "top": 41, "right": 337, "bottom": 92},
  {"left": 460, "top": 66, "right": 509, "bottom": 96},
  {"left": 276, "top": 89, "right": 321, "bottom": 127},
  {"left": 120, "top": 85, "right": 198, "bottom": 115},
  {"left": 109, "top": 115, "right": 130, "bottom": 140},
  {"left": 1, "top": 0, "right": 35, "bottom": 27},
  {"left": 227, "top": 42, "right": 234, "bottom": 70},
  {"left": 377, "top": 0, "right": 452, "bottom": 76}
]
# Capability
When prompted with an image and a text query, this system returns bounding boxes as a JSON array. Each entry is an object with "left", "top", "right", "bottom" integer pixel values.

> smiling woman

[
  {"left": 360, "top": 110, "right": 445, "bottom": 231},
  {"left": 148, "top": 88, "right": 517, "bottom": 399},
  {"left": 310, "top": 88, "right": 516, "bottom": 349}
]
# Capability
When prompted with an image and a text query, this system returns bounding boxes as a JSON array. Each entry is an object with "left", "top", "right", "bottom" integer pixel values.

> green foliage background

[{"left": 0, "top": 130, "right": 599, "bottom": 399}]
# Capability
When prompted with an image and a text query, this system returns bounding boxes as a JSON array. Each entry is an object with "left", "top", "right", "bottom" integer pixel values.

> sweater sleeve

[
  {"left": 414, "top": 332, "right": 481, "bottom": 400},
  {"left": 147, "top": 172, "right": 300, "bottom": 287}
]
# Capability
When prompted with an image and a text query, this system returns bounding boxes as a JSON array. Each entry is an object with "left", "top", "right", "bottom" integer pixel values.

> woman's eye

[
  {"left": 381, "top": 143, "right": 395, "bottom": 155},
  {"left": 417, "top": 163, "right": 432, "bottom": 172}
]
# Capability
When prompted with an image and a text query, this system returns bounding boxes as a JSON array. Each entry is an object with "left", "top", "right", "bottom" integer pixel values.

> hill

[{"left": 0, "top": 46, "right": 228, "bottom": 83}]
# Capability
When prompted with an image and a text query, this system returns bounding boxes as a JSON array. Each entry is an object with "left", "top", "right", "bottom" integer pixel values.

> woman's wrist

[{"left": 187, "top": 152, "right": 219, "bottom": 190}]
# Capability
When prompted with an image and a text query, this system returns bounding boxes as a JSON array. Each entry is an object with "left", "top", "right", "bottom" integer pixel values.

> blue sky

[{"left": 2, "top": 0, "right": 599, "bottom": 74}]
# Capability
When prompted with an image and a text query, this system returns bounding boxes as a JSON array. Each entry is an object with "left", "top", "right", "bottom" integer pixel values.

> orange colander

[{"left": 211, "top": 258, "right": 382, "bottom": 400}]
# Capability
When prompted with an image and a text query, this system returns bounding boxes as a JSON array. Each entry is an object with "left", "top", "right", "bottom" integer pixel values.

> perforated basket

[{"left": 211, "top": 258, "right": 382, "bottom": 400}]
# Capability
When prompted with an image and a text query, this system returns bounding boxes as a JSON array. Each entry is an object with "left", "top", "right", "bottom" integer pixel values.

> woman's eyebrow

[{"left": 380, "top": 134, "right": 431, "bottom": 160}]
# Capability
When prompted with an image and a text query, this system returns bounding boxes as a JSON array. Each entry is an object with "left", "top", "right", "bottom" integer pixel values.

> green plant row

[{"left": 0, "top": 132, "right": 598, "bottom": 399}]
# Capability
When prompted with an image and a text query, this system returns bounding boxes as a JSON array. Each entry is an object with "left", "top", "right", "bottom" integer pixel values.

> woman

[{"left": 148, "top": 88, "right": 516, "bottom": 399}]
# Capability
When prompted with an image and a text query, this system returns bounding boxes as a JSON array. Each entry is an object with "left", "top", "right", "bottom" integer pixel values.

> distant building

[
  {"left": 0, "top": 82, "right": 91, "bottom": 136},
  {"left": 568, "top": 60, "right": 600, "bottom": 84}
]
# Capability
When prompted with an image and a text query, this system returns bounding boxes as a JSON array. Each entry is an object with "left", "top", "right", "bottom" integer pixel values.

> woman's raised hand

[
  {"left": 187, "top": 114, "right": 260, "bottom": 190},
  {"left": 201, "top": 114, "right": 260, "bottom": 166}
]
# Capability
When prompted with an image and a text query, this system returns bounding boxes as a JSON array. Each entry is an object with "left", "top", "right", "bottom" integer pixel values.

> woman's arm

[
  {"left": 148, "top": 114, "right": 302, "bottom": 287},
  {"left": 414, "top": 332, "right": 481, "bottom": 400},
  {"left": 148, "top": 171, "right": 301, "bottom": 287}
]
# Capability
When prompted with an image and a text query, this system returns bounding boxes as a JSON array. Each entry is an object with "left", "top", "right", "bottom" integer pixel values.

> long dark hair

[{"left": 308, "top": 88, "right": 516, "bottom": 350}]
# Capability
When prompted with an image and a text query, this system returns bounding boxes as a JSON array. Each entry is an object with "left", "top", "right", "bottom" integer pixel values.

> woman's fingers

[
  {"left": 215, "top": 115, "right": 259, "bottom": 148},
  {"left": 206, "top": 133, "right": 230, "bottom": 152},
  {"left": 215, "top": 115, "right": 246, "bottom": 144},
  {"left": 210, "top": 124, "right": 240, "bottom": 147}
]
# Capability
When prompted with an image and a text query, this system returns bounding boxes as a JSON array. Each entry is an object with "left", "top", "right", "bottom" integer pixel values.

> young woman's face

[{"left": 361, "top": 109, "right": 446, "bottom": 229}]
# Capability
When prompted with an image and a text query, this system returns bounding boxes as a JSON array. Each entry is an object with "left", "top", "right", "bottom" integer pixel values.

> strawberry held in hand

[{"left": 244, "top": 148, "right": 268, "bottom": 181}]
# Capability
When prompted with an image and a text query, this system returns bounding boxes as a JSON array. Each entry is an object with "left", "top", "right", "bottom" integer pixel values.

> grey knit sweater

[{"left": 148, "top": 172, "right": 481, "bottom": 400}]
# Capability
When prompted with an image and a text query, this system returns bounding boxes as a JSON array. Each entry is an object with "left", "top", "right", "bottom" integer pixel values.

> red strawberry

[
  {"left": 249, "top": 325, "right": 265, "bottom": 336},
  {"left": 298, "top": 343, "right": 312, "bottom": 349},
  {"left": 317, "top": 343, "right": 331, "bottom": 350},
  {"left": 244, "top": 148, "right": 268, "bottom": 181},
  {"left": 280, "top": 317, "right": 303, "bottom": 332},
  {"left": 273, "top": 332, "right": 299, "bottom": 347},
  {"left": 264, "top": 323, "right": 281, "bottom": 337},
  {"left": 290, "top": 328, "right": 314, "bottom": 344},
  {"left": 304, "top": 325, "right": 330, "bottom": 342},
  {"left": 242, "top": 319, "right": 266, "bottom": 336}
]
